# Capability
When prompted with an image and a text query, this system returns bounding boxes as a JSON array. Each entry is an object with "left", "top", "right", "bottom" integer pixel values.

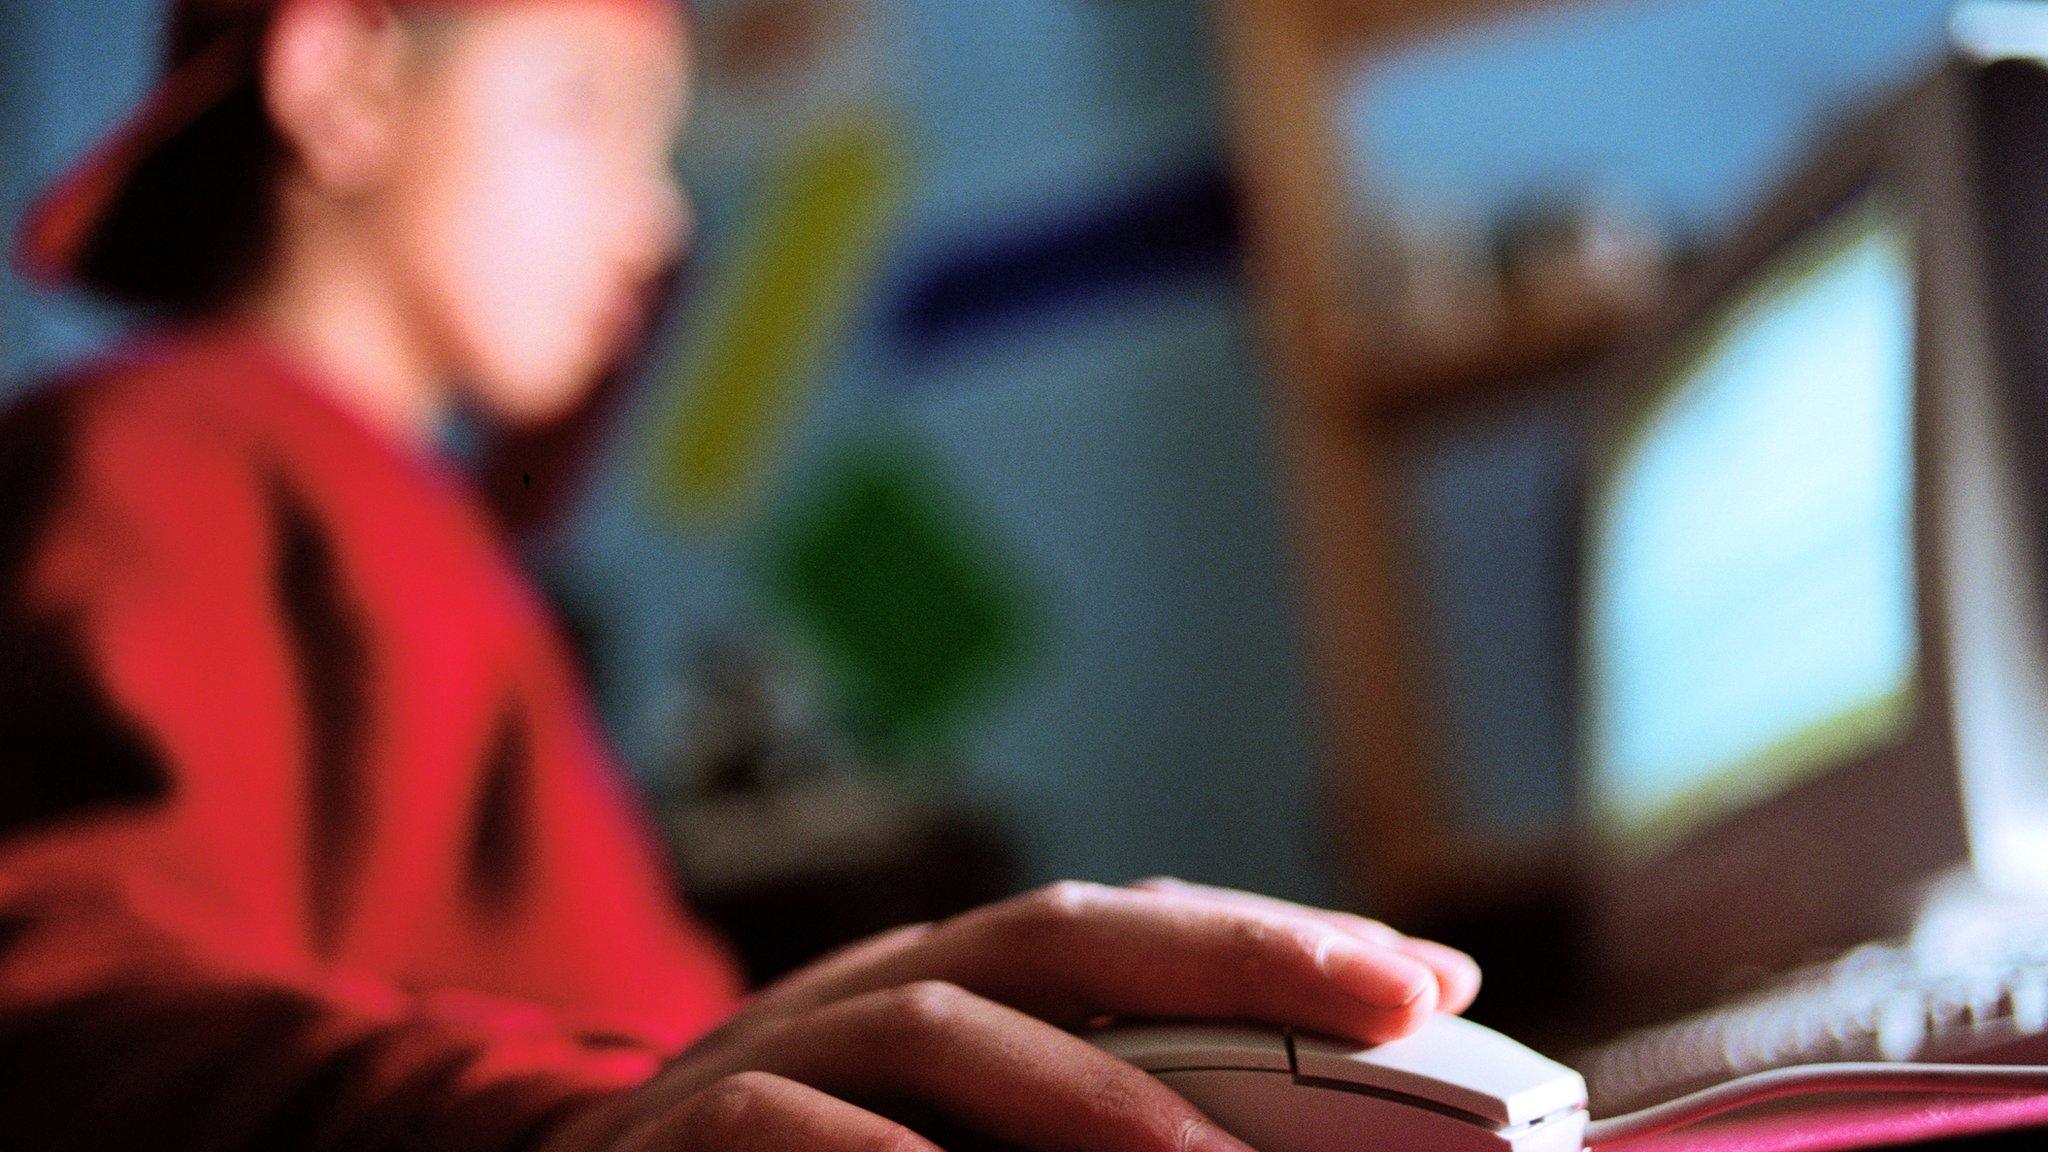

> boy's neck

[{"left": 236, "top": 214, "right": 453, "bottom": 450}]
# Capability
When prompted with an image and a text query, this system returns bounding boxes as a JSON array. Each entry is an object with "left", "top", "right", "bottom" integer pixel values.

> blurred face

[{"left": 374, "top": 1, "right": 691, "bottom": 425}]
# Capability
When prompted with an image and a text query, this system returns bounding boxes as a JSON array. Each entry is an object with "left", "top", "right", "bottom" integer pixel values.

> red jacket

[{"left": 0, "top": 323, "right": 742, "bottom": 1149}]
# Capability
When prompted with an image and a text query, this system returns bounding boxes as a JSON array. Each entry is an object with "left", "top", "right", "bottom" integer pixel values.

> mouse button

[
  {"left": 1087, "top": 1023, "right": 1292, "bottom": 1073},
  {"left": 1290, "top": 1015, "right": 1587, "bottom": 1128}
]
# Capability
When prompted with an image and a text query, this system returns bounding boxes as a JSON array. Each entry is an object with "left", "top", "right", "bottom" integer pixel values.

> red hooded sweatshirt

[{"left": 0, "top": 322, "right": 742, "bottom": 1149}]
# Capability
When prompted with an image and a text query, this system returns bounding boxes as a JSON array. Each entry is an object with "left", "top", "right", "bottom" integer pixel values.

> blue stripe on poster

[{"left": 890, "top": 160, "right": 1242, "bottom": 353}]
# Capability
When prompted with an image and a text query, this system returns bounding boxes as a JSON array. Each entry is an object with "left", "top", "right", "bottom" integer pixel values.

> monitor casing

[{"left": 1583, "top": 57, "right": 2048, "bottom": 1013}]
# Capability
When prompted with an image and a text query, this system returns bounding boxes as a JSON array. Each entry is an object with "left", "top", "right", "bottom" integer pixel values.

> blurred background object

[
  {"left": 1215, "top": 0, "right": 1962, "bottom": 1034},
  {"left": 0, "top": 0, "right": 1999, "bottom": 1040},
  {"left": 3, "top": 0, "right": 1326, "bottom": 980},
  {"left": 654, "top": 634, "right": 1017, "bottom": 984},
  {"left": 1221, "top": 0, "right": 1956, "bottom": 876}
]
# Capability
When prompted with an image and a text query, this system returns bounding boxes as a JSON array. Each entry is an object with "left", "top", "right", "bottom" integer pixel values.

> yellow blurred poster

[{"left": 653, "top": 104, "right": 908, "bottom": 522}]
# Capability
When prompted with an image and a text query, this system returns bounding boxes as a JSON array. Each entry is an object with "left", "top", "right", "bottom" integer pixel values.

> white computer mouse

[{"left": 1089, "top": 1014, "right": 1589, "bottom": 1152}]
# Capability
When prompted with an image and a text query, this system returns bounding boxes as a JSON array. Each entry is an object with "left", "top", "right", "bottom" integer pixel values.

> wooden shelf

[
  {"left": 1280, "top": 0, "right": 1555, "bottom": 57},
  {"left": 1355, "top": 301, "right": 1644, "bottom": 418},
  {"left": 1214, "top": 0, "right": 1585, "bottom": 924}
]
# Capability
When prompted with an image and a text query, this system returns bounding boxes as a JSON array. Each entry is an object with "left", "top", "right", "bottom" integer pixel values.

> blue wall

[
  {"left": 1, "top": 0, "right": 157, "bottom": 385},
  {"left": 1349, "top": 0, "right": 1957, "bottom": 237},
  {"left": 554, "top": 0, "right": 1331, "bottom": 902}
]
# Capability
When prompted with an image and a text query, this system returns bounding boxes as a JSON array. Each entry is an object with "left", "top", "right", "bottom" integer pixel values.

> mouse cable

[{"left": 1582, "top": 1062, "right": 2048, "bottom": 1147}]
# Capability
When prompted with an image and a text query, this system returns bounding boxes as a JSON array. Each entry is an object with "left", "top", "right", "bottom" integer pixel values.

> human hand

[{"left": 553, "top": 877, "right": 1481, "bottom": 1152}]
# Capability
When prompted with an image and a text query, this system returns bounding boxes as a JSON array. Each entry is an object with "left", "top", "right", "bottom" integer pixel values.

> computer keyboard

[{"left": 1582, "top": 921, "right": 2048, "bottom": 1117}]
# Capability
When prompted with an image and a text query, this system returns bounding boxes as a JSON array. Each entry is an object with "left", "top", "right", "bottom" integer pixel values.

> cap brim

[{"left": 13, "top": 28, "right": 258, "bottom": 289}]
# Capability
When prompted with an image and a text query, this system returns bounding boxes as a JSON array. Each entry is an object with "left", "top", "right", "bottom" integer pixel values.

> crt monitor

[{"left": 1579, "top": 51, "right": 2048, "bottom": 1010}]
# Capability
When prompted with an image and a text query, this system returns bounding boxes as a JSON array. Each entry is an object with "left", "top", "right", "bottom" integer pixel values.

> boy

[{"left": 1, "top": 1, "right": 1481, "bottom": 1149}]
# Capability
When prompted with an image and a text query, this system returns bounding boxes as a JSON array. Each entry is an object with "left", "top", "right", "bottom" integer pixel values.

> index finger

[
  {"left": 778, "top": 881, "right": 1444, "bottom": 1045},
  {"left": 1129, "top": 877, "right": 1483, "bottom": 1015}
]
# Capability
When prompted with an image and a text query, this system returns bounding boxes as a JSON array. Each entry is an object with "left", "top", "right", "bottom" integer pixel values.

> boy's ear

[{"left": 262, "top": 0, "right": 411, "bottom": 193}]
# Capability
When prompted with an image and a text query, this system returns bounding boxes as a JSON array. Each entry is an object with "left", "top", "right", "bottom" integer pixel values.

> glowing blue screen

[{"left": 1588, "top": 195, "right": 1916, "bottom": 845}]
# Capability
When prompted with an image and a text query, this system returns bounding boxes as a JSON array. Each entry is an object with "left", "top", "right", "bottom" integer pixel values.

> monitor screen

[{"left": 1586, "top": 192, "right": 1919, "bottom": 850}]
